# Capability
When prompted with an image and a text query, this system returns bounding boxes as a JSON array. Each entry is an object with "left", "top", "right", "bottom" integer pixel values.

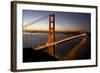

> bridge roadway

[{"left": 34, "top": 33, "right": 87, "bottom": 50}]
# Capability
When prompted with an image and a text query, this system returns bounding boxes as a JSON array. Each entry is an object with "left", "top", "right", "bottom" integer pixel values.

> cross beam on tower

[{"left": 48, "top": 13, "right": 55, "bottom": 56}]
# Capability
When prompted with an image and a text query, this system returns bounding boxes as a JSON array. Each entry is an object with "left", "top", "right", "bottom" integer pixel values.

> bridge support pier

[{"left": 48, "top": 13, "right": 55, "bottom": 56}]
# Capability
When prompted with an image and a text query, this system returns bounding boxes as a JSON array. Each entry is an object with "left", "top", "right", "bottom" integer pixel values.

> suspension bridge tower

[{"left": 48, "top": 13, "right": 55, "bottom": 56}]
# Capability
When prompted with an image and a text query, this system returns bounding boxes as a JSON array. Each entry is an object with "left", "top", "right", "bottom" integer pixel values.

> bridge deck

[{"left": 34, "top": 33, "right": 87, "bottom": 50}]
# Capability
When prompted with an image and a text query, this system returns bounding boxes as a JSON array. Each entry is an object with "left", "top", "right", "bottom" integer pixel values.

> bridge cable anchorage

[{"left": 23, "top": 15, "right": 48, "bottom": 28}]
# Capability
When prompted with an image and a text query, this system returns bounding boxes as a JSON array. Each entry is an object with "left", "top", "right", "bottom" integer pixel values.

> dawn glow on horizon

[{"left": 23, "top": 10, "right": 91, "bottom": 32}]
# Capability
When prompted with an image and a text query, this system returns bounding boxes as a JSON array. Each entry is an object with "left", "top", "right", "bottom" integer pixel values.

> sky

[{"left": 23, "top": 10, "right": 91, "bottom": 32}]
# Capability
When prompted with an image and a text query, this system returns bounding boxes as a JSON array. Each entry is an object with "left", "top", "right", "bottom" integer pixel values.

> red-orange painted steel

[{"left": 48, "top": 13, "right": 55, "bottom": 56}]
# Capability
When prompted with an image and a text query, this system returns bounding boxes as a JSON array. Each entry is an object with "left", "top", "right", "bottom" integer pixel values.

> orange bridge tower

[{"left": 48, "top": 13, "right": 55, "bottom": 56}]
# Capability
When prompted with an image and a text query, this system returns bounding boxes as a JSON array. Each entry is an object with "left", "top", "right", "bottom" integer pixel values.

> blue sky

[{"left": 23, "top": 10, "right": 91, "bottom": 32}]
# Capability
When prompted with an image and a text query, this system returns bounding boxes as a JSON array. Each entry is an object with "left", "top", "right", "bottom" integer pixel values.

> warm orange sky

[{"left": 23, "top": 10, "right": 91, "bottom": 32}]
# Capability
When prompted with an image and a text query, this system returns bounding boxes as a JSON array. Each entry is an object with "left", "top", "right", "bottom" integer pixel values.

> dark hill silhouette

[{"left": 23, "top": 48, "right": 58, "bottom": 62}]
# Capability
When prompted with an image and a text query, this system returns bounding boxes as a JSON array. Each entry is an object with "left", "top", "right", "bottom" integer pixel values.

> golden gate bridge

[{"left": 23, "top": 13, "right": 87, "bottom": 58}]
